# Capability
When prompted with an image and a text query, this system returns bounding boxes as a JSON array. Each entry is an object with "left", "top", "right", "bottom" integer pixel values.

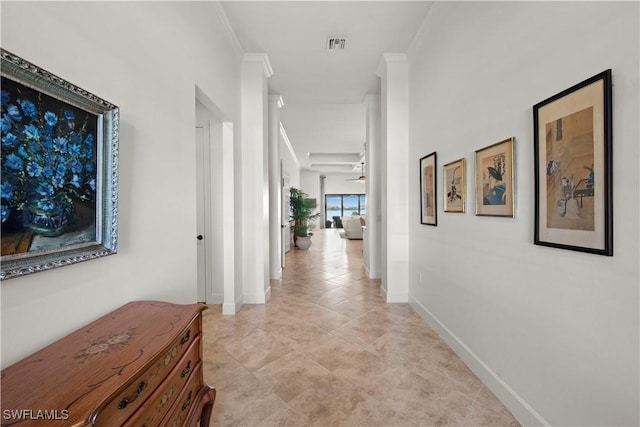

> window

[{"left": 325, "top": 194, "right": 366, "bottom": 220}]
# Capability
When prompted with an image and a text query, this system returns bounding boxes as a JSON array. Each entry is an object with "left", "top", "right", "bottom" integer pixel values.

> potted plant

[{"left": 289, "top": 187, "right": 319, "bottom": 250}]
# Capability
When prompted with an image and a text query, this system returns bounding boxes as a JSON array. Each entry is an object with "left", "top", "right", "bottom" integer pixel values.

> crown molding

[
  {"left": 376, "top": 53, "right": 409, "bottom": 77},
  {"left": 406, "top": 2, "right": 436, "bottom": 59},
  {"left": 269, "top": 94, "right": 285, "bottom": 109},
  {"left": 213, "top": 1, "right": 244, "bottom": 59},
  {"left": 243, "top": 53, "right": 274, "bottom": 78},
  {"left": 279, "top": 123, "right": 299, "bottom": 170}
]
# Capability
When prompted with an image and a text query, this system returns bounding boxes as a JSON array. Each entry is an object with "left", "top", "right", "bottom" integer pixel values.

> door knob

[{"left": 197, "top": 235, "right": 203, "bottom": 240}]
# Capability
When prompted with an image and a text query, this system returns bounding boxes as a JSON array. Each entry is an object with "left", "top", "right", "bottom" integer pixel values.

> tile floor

[{"left": 202, "top": 229, "right": 521, "bottom": 426}]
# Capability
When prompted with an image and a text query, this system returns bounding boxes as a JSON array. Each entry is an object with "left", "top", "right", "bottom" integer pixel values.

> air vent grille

[{"left": 327, "top": 37, "right": 346, "bottom": 51}]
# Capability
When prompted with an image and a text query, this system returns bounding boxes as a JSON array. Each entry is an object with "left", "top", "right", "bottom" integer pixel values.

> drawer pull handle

[
  {"left": 117, "top": 381, "right": 147, "bottom": 409},
  {"left": 181, "top": 391, "right": 193, "bottom": 411},
  {"left": 180, "top": 330, "right": 191, "bottom": 345},
  {"left": 180, "top": 360, "right": 192, "bottom": 378}
]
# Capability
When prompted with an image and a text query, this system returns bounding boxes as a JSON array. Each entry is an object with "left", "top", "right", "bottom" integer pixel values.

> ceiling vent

[{"left": 327, "top": 37, "right": 346, "bottom": 51}]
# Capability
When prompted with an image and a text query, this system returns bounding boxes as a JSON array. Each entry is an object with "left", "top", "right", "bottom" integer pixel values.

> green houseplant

[{"left": 289, "top": 187, "right": 320, "bottom": 249}]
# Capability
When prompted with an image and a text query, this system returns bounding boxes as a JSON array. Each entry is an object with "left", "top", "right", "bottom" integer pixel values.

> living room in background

[{"left": 325, "top": 194, "right": 366, "bottom": 223}]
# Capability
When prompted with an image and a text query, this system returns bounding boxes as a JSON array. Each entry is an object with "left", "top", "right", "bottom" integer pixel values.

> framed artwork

[
  {"left": 475, "top": 137, "right": 515, "bottom": 217},
  {"left": 443, "top": 158, "right": 465, "bottom": 213},
  {"left": 533, "top": 70, "right": 612, "bottom": 256},
  {"left": 1, "top": 49, "right": 120, "bottom": 279},
  {"left": 420, "top": 152, "right": 437, "bottom": 226}
]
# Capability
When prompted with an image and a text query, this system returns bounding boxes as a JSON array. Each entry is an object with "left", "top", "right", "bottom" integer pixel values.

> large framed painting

[
  {"left": 475, "top": 137, "right": 515, "bottom": 217},
  {"left": 533, "top": 70, "right": 612, "bottom": 256},
  {"left": 443, "top": 158, "right": 465, "bottom": 213},
  {"left": 420, "top": 152, "right": 437, "bottom": 226},
  {"left": 1, "top": 49, "right": 119, "bottom": 279}
]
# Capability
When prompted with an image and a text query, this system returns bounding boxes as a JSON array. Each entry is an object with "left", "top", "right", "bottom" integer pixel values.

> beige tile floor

[{"left": 202, "top": 229, "right": 521, "bottom": 426}]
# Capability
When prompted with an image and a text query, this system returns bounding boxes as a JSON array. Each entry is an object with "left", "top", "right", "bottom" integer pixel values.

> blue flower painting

[{"left": 1, "top": 76, "right": 98, "bottom": 252}]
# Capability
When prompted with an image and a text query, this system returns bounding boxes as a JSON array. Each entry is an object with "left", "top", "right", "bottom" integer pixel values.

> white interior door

[{"left": 195, "top": 126, "right": 207, "bottom": 303}]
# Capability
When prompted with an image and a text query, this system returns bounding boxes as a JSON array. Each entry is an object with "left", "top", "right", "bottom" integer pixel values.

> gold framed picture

[
  {"left": 443, "top": 158, "right": 465, "bottom": 213},
  {"left": 475, "top": 137, "right": 515, "bottom": 217}
]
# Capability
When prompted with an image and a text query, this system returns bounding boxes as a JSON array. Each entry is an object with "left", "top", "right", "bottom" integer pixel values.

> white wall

[
  {"left": 300, "top": 170, "right": 320, "bottom": 230},
  {"left": 300, "top": 170, "right": 320, "bottom": 198},
  {"left": 280, "top": 128, "right": 300, "bottom": 186},
  {"left": 280, "top": 125, "right": 300, "bottom": 227},
  {"left": 407, "top": 2, "right": 639, "bottom": 426},
  {"left": 1, "top": 2, "right": 241, "bottom": 367}
]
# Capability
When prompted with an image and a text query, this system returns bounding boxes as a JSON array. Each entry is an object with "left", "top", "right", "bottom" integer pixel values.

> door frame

[{"left": 195, "top": 87, "right": 235, "bottom": 310}]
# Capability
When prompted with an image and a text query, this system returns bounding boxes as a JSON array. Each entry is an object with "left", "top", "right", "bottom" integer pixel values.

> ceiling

[{"left": 221, "top": 1, "right": 433, "bottom": 174}]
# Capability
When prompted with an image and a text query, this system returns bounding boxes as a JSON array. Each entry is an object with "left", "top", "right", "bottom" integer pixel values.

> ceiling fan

[{"left": 346, "top": 162, "right": 366, "bottom": 183}]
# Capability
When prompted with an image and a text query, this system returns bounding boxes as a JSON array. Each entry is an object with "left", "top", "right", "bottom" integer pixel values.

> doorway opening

[{"left": 195, "top": 87, "right": 235, "bottom": 308}]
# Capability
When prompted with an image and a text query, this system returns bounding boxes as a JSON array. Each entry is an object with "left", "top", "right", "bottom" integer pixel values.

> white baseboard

[
  {"left": 366, "top": 266, "right": 381, "bottom": 278},
  {"left": 380, "top": 284, "right": 387, "bottom": 300},
  {"left": 380, "top": 285, "right": 408, "bottom": 303},
  {"left": 242, "top": 295, "right": 264, "bottom": 304},
  {"left": 386, "top": 292, "right": 409, "bottom": 303},
  {"left": 270, "top": 269, "right": 282, "bottom": 280},
  {"left": 222, "top": 295, "right": 243, "bottom": 315},
  {"left": 409, "top": 294, "right": 549, "bottom": 427},
  {"left": 222, "top": 303, "right": 237, "bottom": 315},
  {"left": 243, "top": 286, "right": 271, "bottom": 304}
]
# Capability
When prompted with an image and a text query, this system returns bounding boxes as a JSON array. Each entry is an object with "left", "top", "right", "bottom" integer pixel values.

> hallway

[{"left": 202, "top": 229, "right": 520, "bottom": 426}]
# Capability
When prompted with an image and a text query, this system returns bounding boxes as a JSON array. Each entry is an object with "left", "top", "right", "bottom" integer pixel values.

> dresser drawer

[
  {"left": 121, "top": 335, "right": 202, "bottom": 427},
  {"left": 94, "top": 319, "right": 201, "bottom": 426},
  {"left": 1, "top": 302, "right": 213, "bottom": 427},
  {"left": 162, "top": 364, "right": 206, "bottom": 427}
]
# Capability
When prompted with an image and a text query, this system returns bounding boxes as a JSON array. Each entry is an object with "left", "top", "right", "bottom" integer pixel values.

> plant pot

[{"left": 296, "top": 236, "right": 312, "bottom": 250}]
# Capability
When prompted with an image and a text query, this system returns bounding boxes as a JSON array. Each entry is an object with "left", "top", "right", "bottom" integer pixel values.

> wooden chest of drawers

[{"left": 1, "top": 301, "right": 215, "bottom": 427}]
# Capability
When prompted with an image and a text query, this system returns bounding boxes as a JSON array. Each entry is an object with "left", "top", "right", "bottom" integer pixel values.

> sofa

[{"left": 342, "top": 215, "right": 364, "bottom": 239}]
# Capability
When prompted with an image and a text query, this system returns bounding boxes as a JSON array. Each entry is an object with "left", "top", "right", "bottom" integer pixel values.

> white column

[
  {"left": 363, "top": 94, "right": 381, "bottom": 279},
  {"left": 268, "top": 95, "right": 284, "bottom": 280},
  {"left": 376, "top": 54, "right": 409, "bottom": 302},
  {"left": 221, "top": 122, "right": 238, "bottom": 314},
  {"left": 241, "top": 53, "right": 273, "bottom": 303}
]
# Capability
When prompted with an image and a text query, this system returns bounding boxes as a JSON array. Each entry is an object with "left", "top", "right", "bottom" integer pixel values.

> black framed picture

[
  {"left": 533, "top": 70, "right": 612, "bottom": 256},
  {"left": 420, "top": 152, "right": 437, "bottom": 226}
]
